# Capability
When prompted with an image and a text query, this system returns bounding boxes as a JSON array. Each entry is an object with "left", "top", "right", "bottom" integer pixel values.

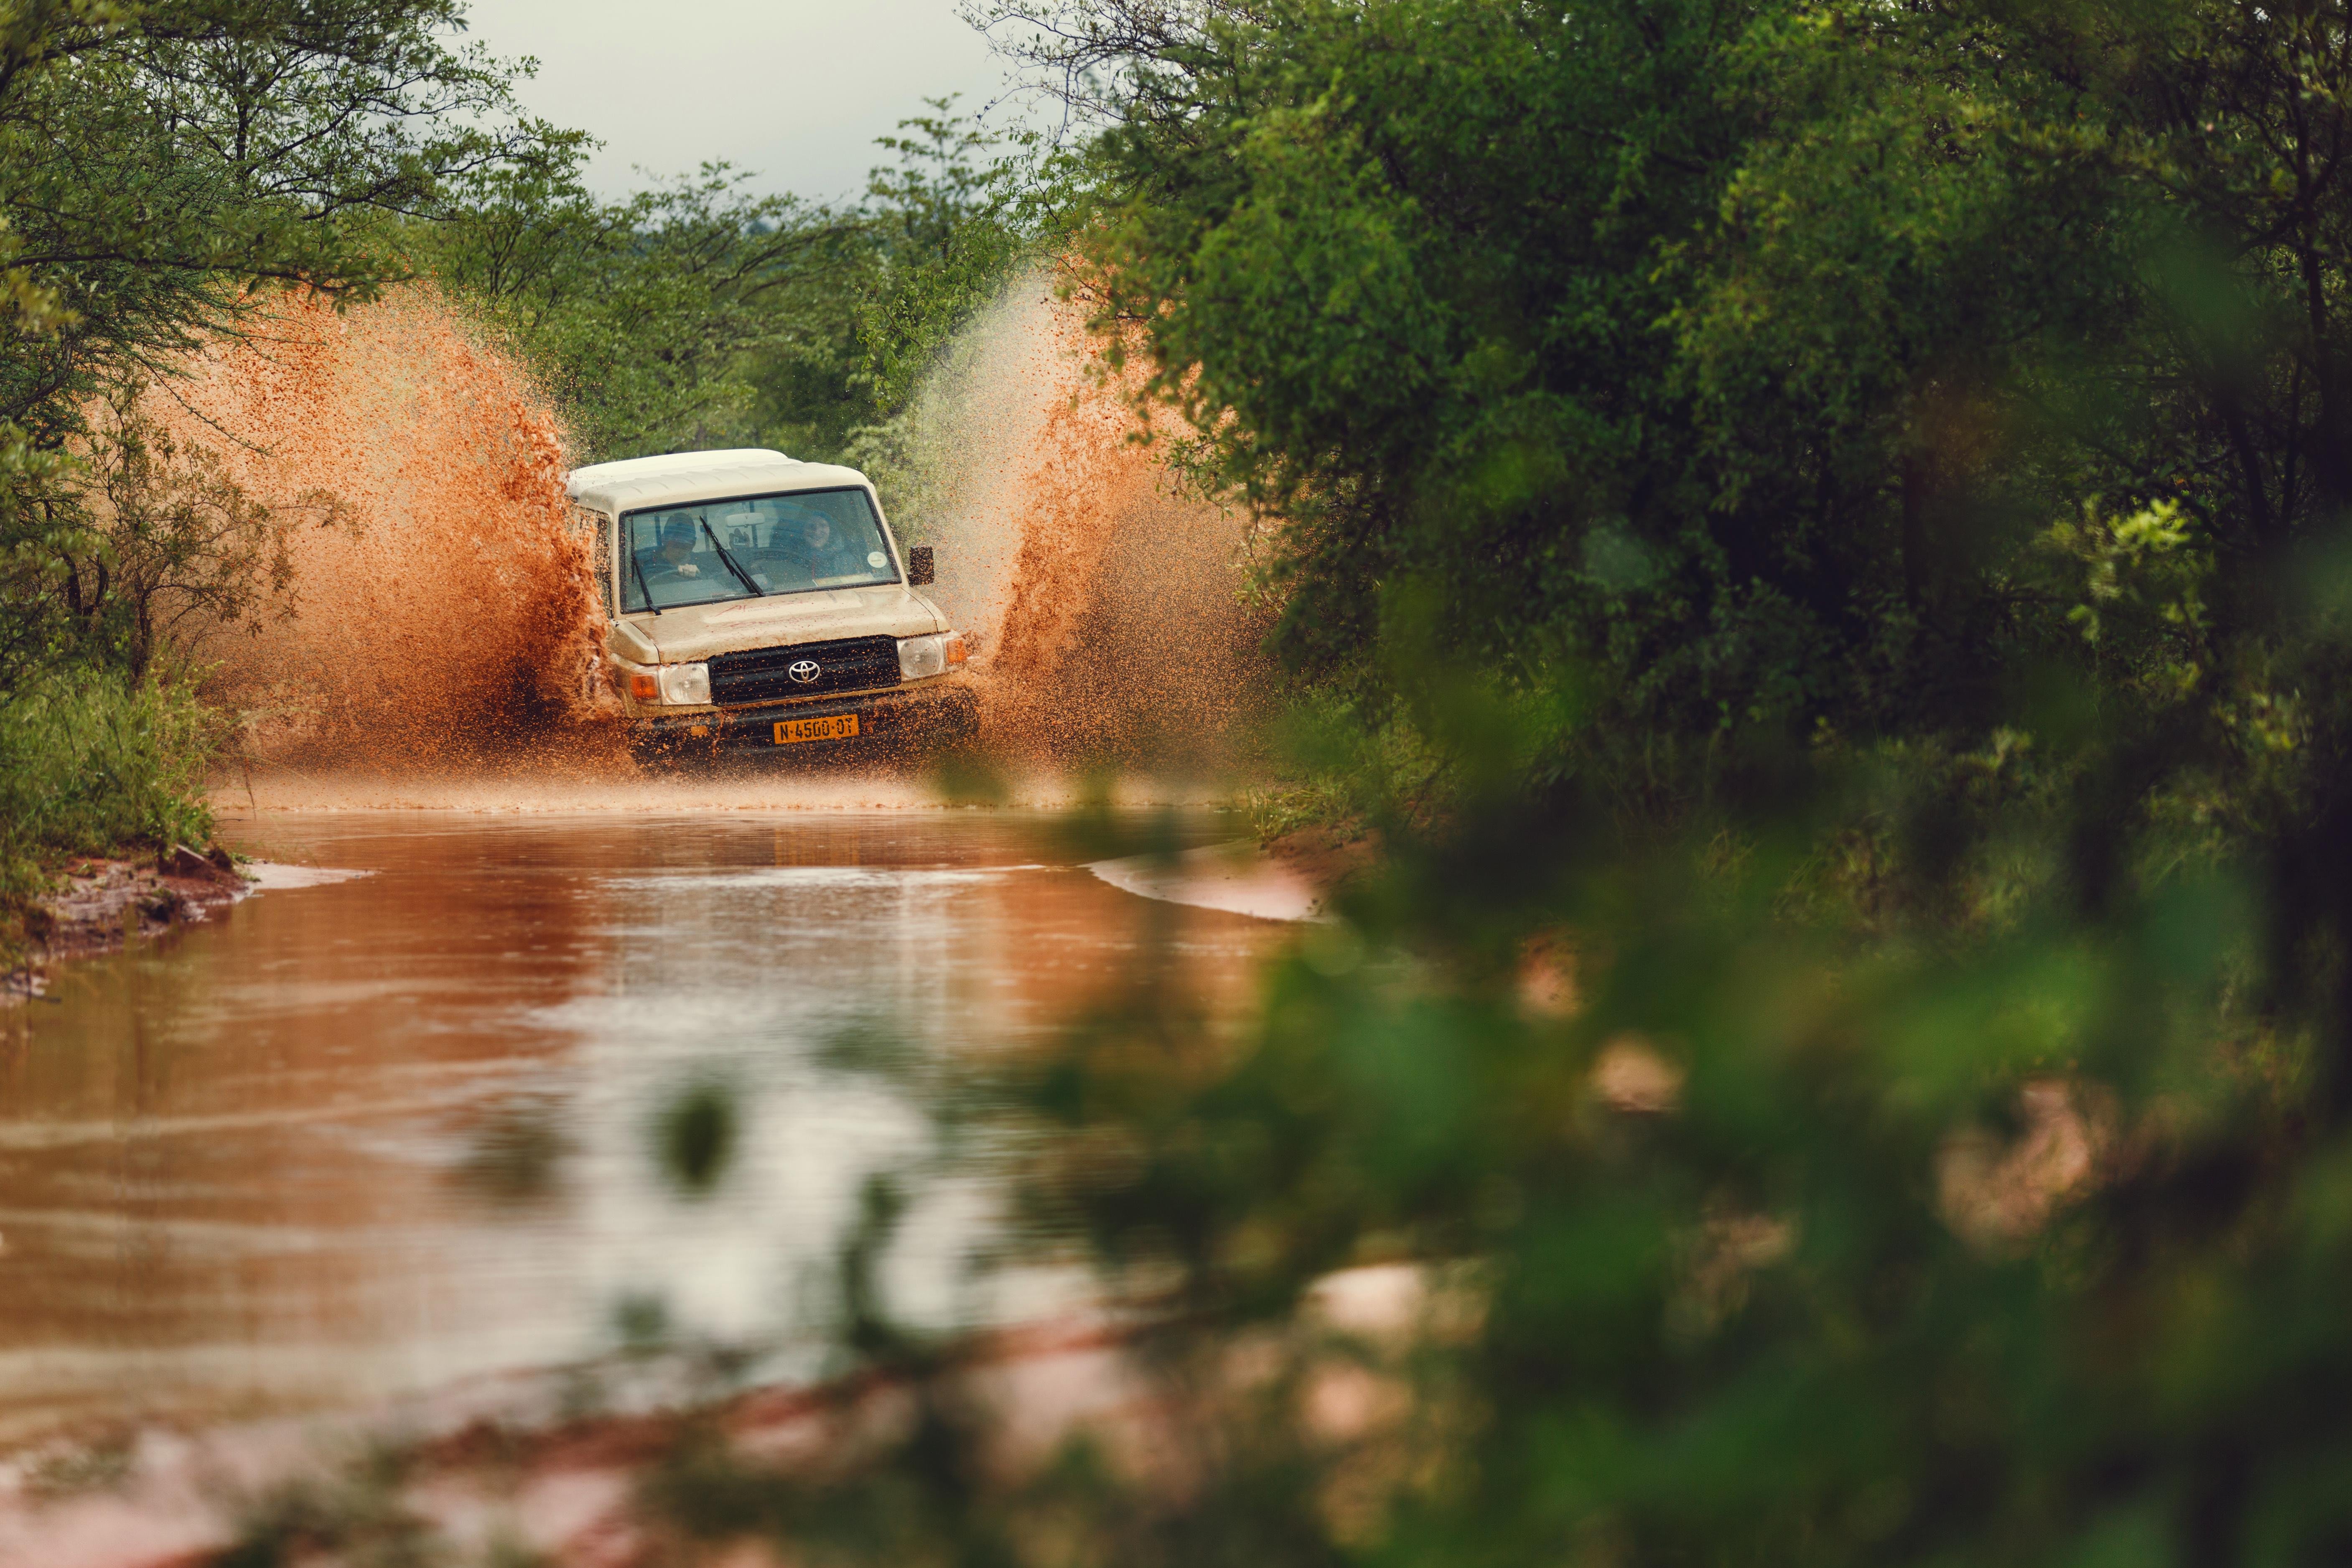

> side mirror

[{"left": 906, "top": 545, "right": 935, "bottom": 586}]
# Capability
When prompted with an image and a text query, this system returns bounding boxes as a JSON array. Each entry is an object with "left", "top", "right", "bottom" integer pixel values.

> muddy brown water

[{"left": 0, "top": 810, "right": 1281, "bottom": 1452}]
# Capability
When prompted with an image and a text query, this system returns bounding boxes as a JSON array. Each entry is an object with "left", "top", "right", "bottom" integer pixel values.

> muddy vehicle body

[{"left": 568, "top": 449, "right": 974, "bottom": 759}]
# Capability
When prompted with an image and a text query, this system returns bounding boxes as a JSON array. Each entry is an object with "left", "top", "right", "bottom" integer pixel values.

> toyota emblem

[{"left": 788, "top": 659, "right": 821, "bottom": 684}]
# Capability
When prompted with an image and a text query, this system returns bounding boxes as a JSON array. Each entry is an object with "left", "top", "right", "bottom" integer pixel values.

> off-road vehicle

[{"left": 567, "top": 448, "right": 974, "bottom": 759}]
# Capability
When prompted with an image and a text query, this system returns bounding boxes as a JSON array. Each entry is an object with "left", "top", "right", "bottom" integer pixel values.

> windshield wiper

[
  {"left": 701, "top": 519, "right": 765, "bottom": 597},
  {"left": 629, "top": 546, "right": 659, "bottom": 615}
]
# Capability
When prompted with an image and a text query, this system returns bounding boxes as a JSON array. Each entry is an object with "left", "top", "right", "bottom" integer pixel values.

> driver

[{"left": 641, "top": 517, "right": 703, "bottom": 583}]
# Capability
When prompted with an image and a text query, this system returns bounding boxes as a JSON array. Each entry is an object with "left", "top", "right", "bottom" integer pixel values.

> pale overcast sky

[{"left": 458, "top": 0, "right": 1020, "bottom": 203}]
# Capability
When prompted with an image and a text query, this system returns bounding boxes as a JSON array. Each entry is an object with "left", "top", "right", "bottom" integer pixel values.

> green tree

[
  {"left": 431, "top": 150, "right": 868, "bottom": 461},
  {"left": 0, "top": 0, "right": 565, "bottom": 693},
  {"left": 610, "top": 3, "right": 2352, "bottom": 1563},
  {"left": 0, "top": 0, "right": 565, "bottom": 438},
  {"left": 850, "top": 94, "right": 1034, "bottom": 416},
  {"left": 982, "top": 1, "right": 2352, "bottom": 795},
  {"left": 431, "top": 99, "right": 1038, "bottom": 468},
  {"left": 57, "top": 383, "right": 349, "bottom": 680},
  {"left": 0, "top": 0, "right": 561, "bottom": 928}
]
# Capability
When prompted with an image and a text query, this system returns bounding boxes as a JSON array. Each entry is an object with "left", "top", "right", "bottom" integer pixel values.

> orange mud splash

[
  {"left": 899, "top": 278, "right": 1269, "bottom": 771},
  {"left": 164, "top": 279, "right": 1260, "bottom": 798},
  {"left": 150, "top": 289, "right": 613, "bottom": 772}
]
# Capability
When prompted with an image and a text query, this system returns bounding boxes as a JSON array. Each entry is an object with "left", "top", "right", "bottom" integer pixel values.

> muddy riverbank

[{"left": 4, "top": 850, "right": 249, "bottom": 1007}]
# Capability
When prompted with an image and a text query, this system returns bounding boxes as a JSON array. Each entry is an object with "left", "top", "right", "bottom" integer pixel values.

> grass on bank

[{"left": 0, "top": 667, "right": 217, "bottom": 959}]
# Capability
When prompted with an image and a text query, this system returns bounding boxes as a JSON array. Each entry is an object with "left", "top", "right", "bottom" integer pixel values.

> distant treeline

[{"left": 420, "top": 97, "right": 1033, "bottom": 470}]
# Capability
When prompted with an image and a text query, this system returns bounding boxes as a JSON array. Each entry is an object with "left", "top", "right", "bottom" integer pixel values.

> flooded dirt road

[{"left": 0, "top": 809, "right": 1284, "bottom": 1452}]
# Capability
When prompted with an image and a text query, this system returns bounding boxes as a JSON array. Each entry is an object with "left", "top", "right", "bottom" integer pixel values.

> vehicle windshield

[{"left": 620, "top": 487, "right": 898, "bottom": 613}]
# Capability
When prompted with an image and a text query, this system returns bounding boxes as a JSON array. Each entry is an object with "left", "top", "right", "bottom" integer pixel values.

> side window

[{"left": 574, "top": 507, "right": 614, "bottom": 617}]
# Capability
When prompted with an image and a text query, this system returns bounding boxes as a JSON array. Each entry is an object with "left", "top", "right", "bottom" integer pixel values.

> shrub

[{"left": 0, "top": 667, "right": 218, "bottom": 940}]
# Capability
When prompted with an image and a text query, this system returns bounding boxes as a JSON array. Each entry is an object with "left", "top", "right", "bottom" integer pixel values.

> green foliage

[
  {"left": 215, "top": 1443, "right": 438, "bottom": 1568},
  {"left": 972, "top": 786, "right": 2341, "bottom": 1565},
  {"left": 0, "top": 665, "right": 215, "bottom": 909},
  {"left": 606, "top": 693, "right": 2350, "bottom": 1567},
  {"left": 852, "top": 98, "right": 1036, "bottom": 417},
  {"left": 430, "top": 97, "right": 1039, "bottom": 469},
  {"left": 657, "top": 1079, "right": 739, "bottom": 1198},
  {"left": 575, "top": 3, "right": 2352, "bottom": 1563},
  {"left": 999, "top": 0, "right": 2352, "bottom": 807},
  {"left": 0, "top": 430, "right": 80, "bottom": 700},
  {"left": 0, "top": 0, "right": 559, "bottom": 893},
  {"left": 0, "top": 0, "right": 563, "bottom": 437},
  {"left": 429, "top": 152, "right": 869, "bottom": 461}
]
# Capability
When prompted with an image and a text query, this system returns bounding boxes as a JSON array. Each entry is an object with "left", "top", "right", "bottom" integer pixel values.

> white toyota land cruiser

[{"left": 567, "top": 448, "right": 975, "bottom": 761}]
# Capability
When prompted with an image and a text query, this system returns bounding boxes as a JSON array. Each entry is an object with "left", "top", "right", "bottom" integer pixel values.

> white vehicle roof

[{"left": 565, "top": 448, "right": 874, "bottom": 515}]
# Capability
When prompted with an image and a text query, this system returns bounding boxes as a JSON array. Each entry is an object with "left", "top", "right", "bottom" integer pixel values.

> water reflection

[{"left": 0, "top": 812, "right": 1277, "bottom": 1449}]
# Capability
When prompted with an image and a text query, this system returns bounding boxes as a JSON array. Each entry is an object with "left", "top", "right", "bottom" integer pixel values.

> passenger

[{"left": 792, "top": 512, "right": 865, "bottom": 578}]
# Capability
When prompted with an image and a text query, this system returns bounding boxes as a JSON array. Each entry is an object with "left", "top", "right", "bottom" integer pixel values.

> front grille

[{"left": 708, "top": 635, "right": 900, "bottom": 705}]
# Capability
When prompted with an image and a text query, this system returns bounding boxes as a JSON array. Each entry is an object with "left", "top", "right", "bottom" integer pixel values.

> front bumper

[{"left": 626, "top": 680, "right": 977, "bottom": 754}]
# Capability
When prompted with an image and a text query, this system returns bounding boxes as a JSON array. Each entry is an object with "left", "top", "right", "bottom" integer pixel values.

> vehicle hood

[{"left": 617, "top": 585, "right": 947, "bottom": 664}]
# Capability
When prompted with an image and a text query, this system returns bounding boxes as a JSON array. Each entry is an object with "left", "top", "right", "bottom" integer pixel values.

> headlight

[
  {"left": 896, "top": 631, "right": 967, "bottom": 680},
  {"left": 630, "top": 662, "right": 709, "bottom": 705},
  {"left": 659, "top": 662, "right": 710, "bottom": 705}
]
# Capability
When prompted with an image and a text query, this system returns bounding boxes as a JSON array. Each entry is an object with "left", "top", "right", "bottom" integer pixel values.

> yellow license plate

[{"left": 774, "top": 714, "right": 860, "bottom": 745}]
